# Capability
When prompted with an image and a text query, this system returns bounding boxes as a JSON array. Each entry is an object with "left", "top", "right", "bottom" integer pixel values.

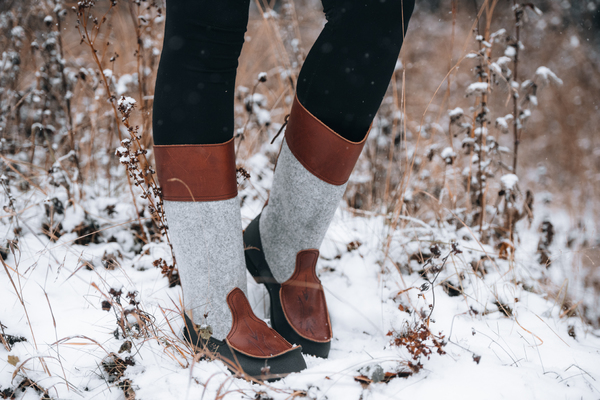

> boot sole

[{"left": 182, "top": 313, "right": 306, "bottom": 382}]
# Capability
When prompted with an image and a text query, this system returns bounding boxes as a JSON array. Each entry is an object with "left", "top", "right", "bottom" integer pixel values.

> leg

[
  {"left": 153, "top": 0, "right": 251, "bottom": 340},
  {"left": 152, "top": 0, "right": 306, "bottom": 378},
  {"left": 261, "top": 0, "right": 415, "bottom": 284},
  {"left": 245, "top": 0, "right": 415, "bottom": 357},
  {"left": 153, "top": 0, "right": 250, "bottom": 145},
  {"left": 298, "top": 0, "right": 415, "bottom": 142}
]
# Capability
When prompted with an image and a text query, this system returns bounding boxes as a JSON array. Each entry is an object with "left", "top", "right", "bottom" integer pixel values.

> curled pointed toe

[{"left": 183, "top": 288, "right": 306, "bottom": 381}]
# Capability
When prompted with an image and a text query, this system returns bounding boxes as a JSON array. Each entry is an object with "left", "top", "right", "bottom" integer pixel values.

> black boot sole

[
  {"left": 243, "top": 214, "right": 331, "bottom": 358},
  {"left": 182, "top": 313, "right": 306, "bottom": 382}
]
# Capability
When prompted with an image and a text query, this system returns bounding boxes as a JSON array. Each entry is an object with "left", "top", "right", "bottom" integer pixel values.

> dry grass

[{"left": 1, "top": 0, "right": 600, "bottom": 396}]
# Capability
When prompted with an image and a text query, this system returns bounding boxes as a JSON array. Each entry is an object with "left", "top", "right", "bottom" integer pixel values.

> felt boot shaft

[
  {"left": 156, "top": 140, "right": 247, "bottom": 340},
  {"left": 260, "top": 97, "right": 367, "bottom": 283}
]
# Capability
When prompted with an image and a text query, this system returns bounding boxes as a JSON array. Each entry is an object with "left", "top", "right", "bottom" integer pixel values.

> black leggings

[{"left": 152, "top": 0, "right": 414, "bottom": 145}]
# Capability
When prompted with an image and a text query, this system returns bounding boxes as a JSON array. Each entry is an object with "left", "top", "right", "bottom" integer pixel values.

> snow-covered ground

[{"left": 2, "top": 151, "right": 600, "bottom": 400}]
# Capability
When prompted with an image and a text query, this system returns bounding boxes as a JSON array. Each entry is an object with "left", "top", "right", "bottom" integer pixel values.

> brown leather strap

[
  {"left": 285, "top": 96, "right": 368, "bottom": 186},
  {"left": 154, "top": 138, "right": 237, "bottom": 202},
  {"left": 280, "top": 249, "right": 332, "bottom": 343},
  {"left": 226, "top": 288, "right": 295, "bottom": 358}
]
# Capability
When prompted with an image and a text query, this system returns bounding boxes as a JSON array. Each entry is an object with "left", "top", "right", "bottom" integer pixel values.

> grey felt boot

[
  {"left": 259, "top": 141, "right": 346, "bottom": 283},
  {"left": 164, "top": 197, "right": 246, "bottom": 340},
  {"left": 155, "top": 138, "right": 307, "bottom": 380},
  {"left": 244, "top": 96, "right": 368, "bottom": 357},
  {"left": 154, "top": 138, "right": 246, "bottom": 340}
]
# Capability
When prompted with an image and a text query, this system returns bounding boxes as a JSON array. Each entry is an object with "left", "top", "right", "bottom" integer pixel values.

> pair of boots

[{"left": 154, "top": 96, "right": 367, "bottom": 381}]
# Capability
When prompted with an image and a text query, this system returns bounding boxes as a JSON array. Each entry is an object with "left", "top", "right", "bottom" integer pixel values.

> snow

[
  {"left": 490, "top": 62, "right": 503, "bottom": 75},
  {"left": 490, "top": 28, "right": 507, "bottom": 41},
  {"left": 501, "top": 173, "right": 519, "bottom": 190},
  {"left": 570, "top": 35, "right": 580, "bottom": 48},
  {"left": 495, "top": 115, "right": 512, "bottom": 133},
  {"left": 440, "top": 147, "right": 456, "bottom": 161},
  {"left": 118, "top": 96, "right": 136, "bottom": 114},
  {"left": 1, "top": 153, "right": 600, "bottom": 400},
  {"left": 118, "top": 96, "right": 136, "bottom": 108},
  {"left": 505, "top": 46, "right": 516, "bottom": 57},
  {"left": 10, "top": 26, "right": 24, "bottom": 38},
  {"left": 256, "top": 108, "right": 271, "bottom": 126},
  {"left": 448, "top": 107, "right": 463, "bottom": 118},
  {"left": 535, "top": 66, "right": 564, "bottom": 86},
  {"left": 474, "top": 127, "right": 488, "bottom": 136},
  {"left": 116, "top": 74, "right": 135, "bottom": 95},
  {"left": 466, "top": 82, "right": 488, "bottom": 96},
  {"left": 496, "top": 56, "right": 512, "bottom": 66}
]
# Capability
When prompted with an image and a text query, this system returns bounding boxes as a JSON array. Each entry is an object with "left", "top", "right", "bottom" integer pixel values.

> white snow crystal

[
  {"left": 504, "top": 46, "right": 516, "bottom": 57},
  {"left": 441, "top": 147, "right": 456, "bottom": 160},
  {"left": 248, "top": 93, "right": 265, "bottom": 106},
  {"left": 501, "top": 174, "right": 519, "bottom": 190},
  {"left": 496, "top": 56, "right": 512, "bottom": 67},
  {"left": 466, "top": 82, "right": 488, "bottom": 96},
  {"left": 490, "top": 28, "right": 507, "bottom": 41},
  {"left": 115, "top": 146, "right": 128, "bottom": 155},
  {"left": 520, "top": 109, "right": 531, "bottom": 120},
  {"left": 462, "top": 137, "right": 475, "bottom": 146},
  {"left": 490, "top": 63, "right": 502, "bottom": 75},
  {"left": 529, "top": 95, "right": 538, "bottom": 106},
  {"left": 116, "top": 74, "right": 134, "bottom": 95},
  {"left": 495, "top": 115, "right": 513, "bottom": 133},
  {"left": 570, "top": 35, "right": 580, "bottom": 48},
  {"left": 448, "top": 107, "right": 464, "bottom": 118},
  {"left": 256, "top": 108, "right": 271, "bottom": 126},
  {"left": 290, "top": 38, "right": 300, "bottom": 53},
  {"left": 11, "top": 26, "right": 24, "bottom": 38},
  {"left": 118, "top": 96, "right": 136, "bottom": 113},
  {"left": 474, "top": 127, "right": 488, "bottom": 136},
  {"left": 521, "top": 79, "right": 534, "bottom": 90},
  {"left": 535, "top": 66, "right": 563, "bottom": 85}
]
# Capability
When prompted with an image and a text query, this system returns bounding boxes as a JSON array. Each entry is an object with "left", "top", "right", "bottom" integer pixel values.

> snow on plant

[
  {"left": 115, "top": 96, "right": 172, "bottom": 254},
  {"left": 440, "top": 1, "right": 561, "bottom": 252},
  {"left": 236, "top": 73, "right": 272, "bottom": 151},
  {"left": 1, "top": 0, "right": 599, "bottom": 398},
  {"left": 117, "top": 96, "right": 136, "bottom": 118}
]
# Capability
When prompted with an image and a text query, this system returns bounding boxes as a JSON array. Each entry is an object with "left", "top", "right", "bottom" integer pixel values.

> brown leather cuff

[
  {"left": 154, "top": 138, "right": 237, "bottom": 202},
  {"left": 285, "top": 96, "right": 368, "bottom": 186}
]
